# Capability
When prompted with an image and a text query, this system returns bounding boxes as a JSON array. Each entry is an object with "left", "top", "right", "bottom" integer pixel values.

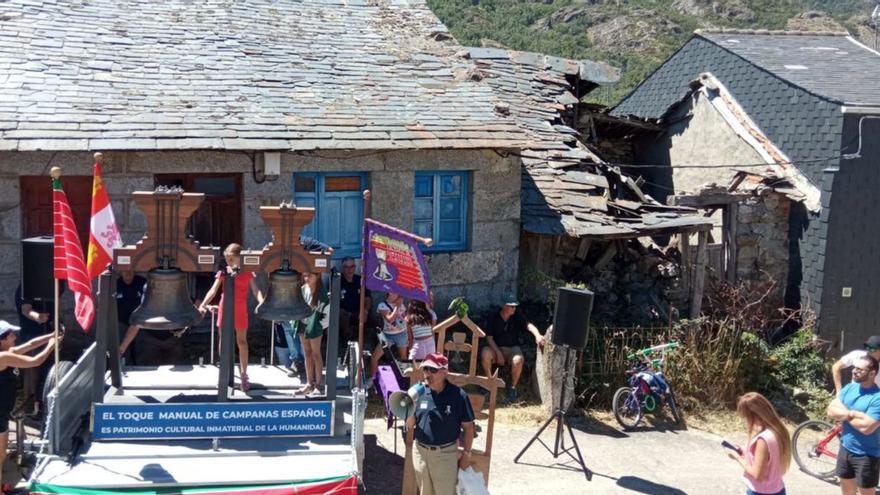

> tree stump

[{"left": 533, "top": 325, "right": 576, "bottom": 414}]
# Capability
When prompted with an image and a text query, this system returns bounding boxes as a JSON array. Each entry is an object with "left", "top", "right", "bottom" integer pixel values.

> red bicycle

[{"left": 792, "top": 420, "right": 841, "bottom": 479}]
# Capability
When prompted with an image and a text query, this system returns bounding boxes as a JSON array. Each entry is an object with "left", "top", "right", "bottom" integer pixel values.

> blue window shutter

[
  {"left": 415, "top": 171, "right": 468, "bottom": 252},
  {"left": 292, "top": 172, "right": 365, "bottom": 258}
]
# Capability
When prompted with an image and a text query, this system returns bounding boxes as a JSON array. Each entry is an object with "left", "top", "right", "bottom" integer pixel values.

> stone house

[
  {"left": 465, "top": 47, "right": 713, "bottom": 326},
  {"left": 613, "top": 30, "right": 880, "bottom": 348},
  {"left": 0, "top": 0, "right": 531, "bottom": 325}
]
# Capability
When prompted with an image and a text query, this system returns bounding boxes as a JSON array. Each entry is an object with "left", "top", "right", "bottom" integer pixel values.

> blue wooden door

[{"left": 293, "top": 173, "right": 365, "bottom": 258}]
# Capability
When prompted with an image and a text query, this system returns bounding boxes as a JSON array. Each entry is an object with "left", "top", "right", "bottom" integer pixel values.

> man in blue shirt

[
  {"left": 827, "top": 354, "right": 880, "bottom": 494},
  {"left": 406, "top": 353, "right": 475, "bottom": 495}
]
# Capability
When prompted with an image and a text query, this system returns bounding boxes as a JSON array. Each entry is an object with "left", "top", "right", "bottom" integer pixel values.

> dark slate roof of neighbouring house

[
  {"left": 0, "top": 0, "right": 529, "bottom": 152},
  {"left": 699, "top": 31, "right": 880, "bottom": 108},
  {"left": 466, "top": 47, "right": 711, "bottom": 238},
  {"left": 614, "top": 30, "right": 880, "bottom": 120}
]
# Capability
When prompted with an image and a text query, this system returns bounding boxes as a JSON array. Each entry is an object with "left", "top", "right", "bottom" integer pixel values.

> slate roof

[
  {"left": 0, "top": 0, "right": 529, "bottom": 152},
  {"left": 699, "top": 31, "right": 880, "bottom": 108},
  {"left": 614, "top": 30, "right": 880, "bottom": 120},
  {"left": 466, "top": 48, "right": 711, "bottom": 238}
]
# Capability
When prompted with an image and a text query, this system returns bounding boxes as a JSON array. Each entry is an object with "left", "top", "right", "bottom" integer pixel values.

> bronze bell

[
  {"left": 255, "top": 269, "right": 312, "bottom": 321},
  {"left": 130, "top": 268, "right": 203, "bottom": 330}
]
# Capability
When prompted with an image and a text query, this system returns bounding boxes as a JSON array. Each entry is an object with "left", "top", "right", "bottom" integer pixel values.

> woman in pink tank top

[{"left": 728, "top": 392, "right": 791, "bottom": 495}]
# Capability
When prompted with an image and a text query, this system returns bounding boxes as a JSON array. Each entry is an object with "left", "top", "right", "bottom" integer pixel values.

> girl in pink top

[{"left": 728, "top": 392, "right": 791, "bottom": 495}]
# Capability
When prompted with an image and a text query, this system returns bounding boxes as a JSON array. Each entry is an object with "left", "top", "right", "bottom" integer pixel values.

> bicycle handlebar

[{"left": 626, "top": 342, "right": 681, "bottom": 361}]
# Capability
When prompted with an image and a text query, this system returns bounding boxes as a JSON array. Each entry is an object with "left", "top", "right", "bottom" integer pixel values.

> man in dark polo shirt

[
  {"left": 406, "top": 353, "right": 475, "bottom": 495},
  {"left": 481, "top": 293, "right": 545, "bottom": 402}
]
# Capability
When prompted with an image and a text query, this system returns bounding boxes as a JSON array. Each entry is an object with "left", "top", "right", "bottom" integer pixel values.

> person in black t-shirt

[
  {"left": 481, "top": 293, "right": 544, "bottom": 402},
  {"left": 406, "top": 353, "right": 474, "bottom": 495},
  {"left": 0, "top": 322, "right": 60, "bottom": 492},
  {"left": 115, "top": 270, "right": 146, "bottom": 364},
  {"left": 338, "top": 257, "right": 371, "bottom": 349},
  {"left": 14, "top": 284, "right": 55, "bottom": 416}
]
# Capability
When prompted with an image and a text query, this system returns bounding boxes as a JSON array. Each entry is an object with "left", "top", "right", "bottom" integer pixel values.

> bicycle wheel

[
  {"left": 613, "top": 386, "right": 643, "bottom": 430},
  {"left": 666, "top": 389, "right": 684, "bottom": 427},
  {"left": 792, "top": 419, "right": 839, "bottom": 479}
]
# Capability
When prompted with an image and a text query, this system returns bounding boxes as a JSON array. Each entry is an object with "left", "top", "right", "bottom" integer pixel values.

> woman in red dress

[{"left": 199, "top": 244, "right": 264, "bottom": 392}]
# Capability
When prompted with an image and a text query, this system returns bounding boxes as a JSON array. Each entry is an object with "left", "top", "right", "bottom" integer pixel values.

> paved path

[{"left": 363, "top": 417, "right": 834, "bottom": 494}]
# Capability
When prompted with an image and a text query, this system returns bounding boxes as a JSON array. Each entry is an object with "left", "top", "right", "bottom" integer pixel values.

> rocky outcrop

[
  {"left": 671, "top": 0, "right": 755, "bottom": 22},
  {"left": 786, "top": 11, "right": 847, "bottom": 32}
]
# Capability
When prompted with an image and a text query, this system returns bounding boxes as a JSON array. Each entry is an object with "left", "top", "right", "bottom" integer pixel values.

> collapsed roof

[{"left": 465, "top": 47, "right": 712, "bottom": 238}]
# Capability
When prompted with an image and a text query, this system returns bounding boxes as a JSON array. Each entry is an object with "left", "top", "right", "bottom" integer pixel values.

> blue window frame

[
  {"left": 293, "top": 172, "right": 366, "bottom": 258},
  {"left": 414, "top": 172, "right": 469, "bottom": 252}
]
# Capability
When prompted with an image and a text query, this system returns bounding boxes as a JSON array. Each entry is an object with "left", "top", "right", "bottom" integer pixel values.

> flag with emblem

[
  {"left": 86, "top": 161, "right": 121, "bottom": 279},
  {"left": 53, "top": 176, "right": 95, "bottom": 331}
]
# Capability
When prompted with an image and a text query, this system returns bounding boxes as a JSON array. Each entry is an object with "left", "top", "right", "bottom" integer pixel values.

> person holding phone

[{"left": 726, "top": 392, "right": 791, "bottom": 495}]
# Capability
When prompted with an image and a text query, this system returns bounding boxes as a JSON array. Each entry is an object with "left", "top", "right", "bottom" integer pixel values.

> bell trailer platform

[{"left": 28, "top": 360, "right": 366, "bottom": 493}]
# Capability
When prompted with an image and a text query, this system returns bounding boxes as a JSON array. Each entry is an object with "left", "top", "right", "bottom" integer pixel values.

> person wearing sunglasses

[
  {"left": 833, "top": 336, "right": 880, "bottom": 394},
  {"left": 827, "top": 354, "right": 880, "bottom": 495},
  {"left": 405, "top": 353, "right": 475, "bottom": 495}
]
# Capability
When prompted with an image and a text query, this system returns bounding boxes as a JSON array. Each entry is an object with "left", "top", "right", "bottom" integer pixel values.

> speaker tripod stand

[{"left": 513, "top": 345, "right": 592, "bottom": 481}]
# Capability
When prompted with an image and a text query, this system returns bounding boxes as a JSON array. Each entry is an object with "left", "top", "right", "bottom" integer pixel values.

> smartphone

[{"left": 721, "top": 439, "right": 743, "bottom": 455}]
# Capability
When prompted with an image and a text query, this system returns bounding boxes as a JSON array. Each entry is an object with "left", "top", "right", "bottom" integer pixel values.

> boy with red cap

[{"left": 405, "top": 353, "right": 475, "bottom": 495}]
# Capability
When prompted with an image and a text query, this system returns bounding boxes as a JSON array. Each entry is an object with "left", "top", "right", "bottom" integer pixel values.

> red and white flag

[
  {"left": 86, "top": 162, "right": 120, "bottom": 279},
  {"left": 53, "top": 177, "right": 95, "bottom": 331}
]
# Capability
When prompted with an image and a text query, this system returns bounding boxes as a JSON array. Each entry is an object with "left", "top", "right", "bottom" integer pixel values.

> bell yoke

[{"left": 114, "top": 189, "right": 332, "bottom": 333}]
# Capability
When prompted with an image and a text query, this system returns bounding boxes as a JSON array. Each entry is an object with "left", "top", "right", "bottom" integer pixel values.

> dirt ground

[
  {"left": 3, "top": 402, "right": 835, "bottom": 494},
  {"left": 362, "top": 406, "right": 834, "bottom": 494}
]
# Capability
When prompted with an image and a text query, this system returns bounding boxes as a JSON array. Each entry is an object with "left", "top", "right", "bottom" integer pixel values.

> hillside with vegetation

[{"left": 427, "top": 0, "right": 879, "bottom": 104}]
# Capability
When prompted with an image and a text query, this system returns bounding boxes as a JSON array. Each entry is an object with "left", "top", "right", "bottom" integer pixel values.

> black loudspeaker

[
  {"left": 22, "top": 236, "right": 55, "bottom": 301},
  {"left": 551, "top": 287, "right": 594, "bottom": 349}
]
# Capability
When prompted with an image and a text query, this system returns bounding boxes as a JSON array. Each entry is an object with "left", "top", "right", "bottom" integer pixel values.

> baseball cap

[
  {"left": 865, "top": 336, "right": 880, "bottom": 349},
  {"left": 0, "top": 320, "right": 20, "bottom": 339},
  {"left": 421, "top": 353, "right": 449, "bottom": 370},
  {"left": 503, "top": 293, "right": 519, "bottom": 307}
]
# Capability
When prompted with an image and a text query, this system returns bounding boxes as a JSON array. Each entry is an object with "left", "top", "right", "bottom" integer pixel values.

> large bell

[
  {"left": 130, "top": 268, "right": 203, "bottom": 330},
  {"left": 255, "top": 269, "right": 312, "bottom": 321}
]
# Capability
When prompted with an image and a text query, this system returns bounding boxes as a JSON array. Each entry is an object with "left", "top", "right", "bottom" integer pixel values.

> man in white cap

[
  {"left": 0, "top": 320, "right": 60, "bottom": 492},
  {"left": 405, "top": 353, "right": 475, "bottom": 495},
  {"left": 833, "top": 335, "right": 880, "bottom": 394}
]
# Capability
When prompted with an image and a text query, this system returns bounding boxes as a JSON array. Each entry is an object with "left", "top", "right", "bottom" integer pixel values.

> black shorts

[
  {"left": 0, "top": 409, "right": 9, "bottom": 433},
  {"left": 836, "top": 445, "right": 880, "bottom": 488}
]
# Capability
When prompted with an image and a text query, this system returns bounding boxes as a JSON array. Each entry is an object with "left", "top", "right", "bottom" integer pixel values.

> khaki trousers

[{"left": 413, "top": 442, "right": 459, "bottom": 495}]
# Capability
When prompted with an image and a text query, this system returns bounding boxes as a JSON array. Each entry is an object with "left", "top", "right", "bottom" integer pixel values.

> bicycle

[
  {"left": 792, "top": 419, "right": 841, "bottom": 479},
  {"left": 612, "top": 342, "right": 684, "bottom": 430}
]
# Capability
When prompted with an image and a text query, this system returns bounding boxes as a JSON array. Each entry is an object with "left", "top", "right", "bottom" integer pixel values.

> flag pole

[
  {"left": 355, "top": 190, "right": 371, "bottom": 387},
  {"left": 49, "top": 166, "right": 62, "bottom": 450}
]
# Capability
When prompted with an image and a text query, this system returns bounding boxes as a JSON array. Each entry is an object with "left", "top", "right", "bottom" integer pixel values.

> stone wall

[
  {"left": 0, "top": 149, "right": 521, "bottom": 321},
  {"left": 734, "top": 186, "right": 791, "bottom": 306}
]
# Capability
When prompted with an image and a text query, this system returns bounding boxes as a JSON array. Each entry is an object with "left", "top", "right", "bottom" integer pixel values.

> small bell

[
  {"left": 255, "top": 269, "right": 312, "bottom": 321},
  {"left": 130, "top": 268, "right": 203, "bottom": 330}
]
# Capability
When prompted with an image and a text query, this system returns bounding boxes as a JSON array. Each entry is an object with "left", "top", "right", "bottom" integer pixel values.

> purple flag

[{"left": 363, "top": 219, "right": 430, "bottom": 303}]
